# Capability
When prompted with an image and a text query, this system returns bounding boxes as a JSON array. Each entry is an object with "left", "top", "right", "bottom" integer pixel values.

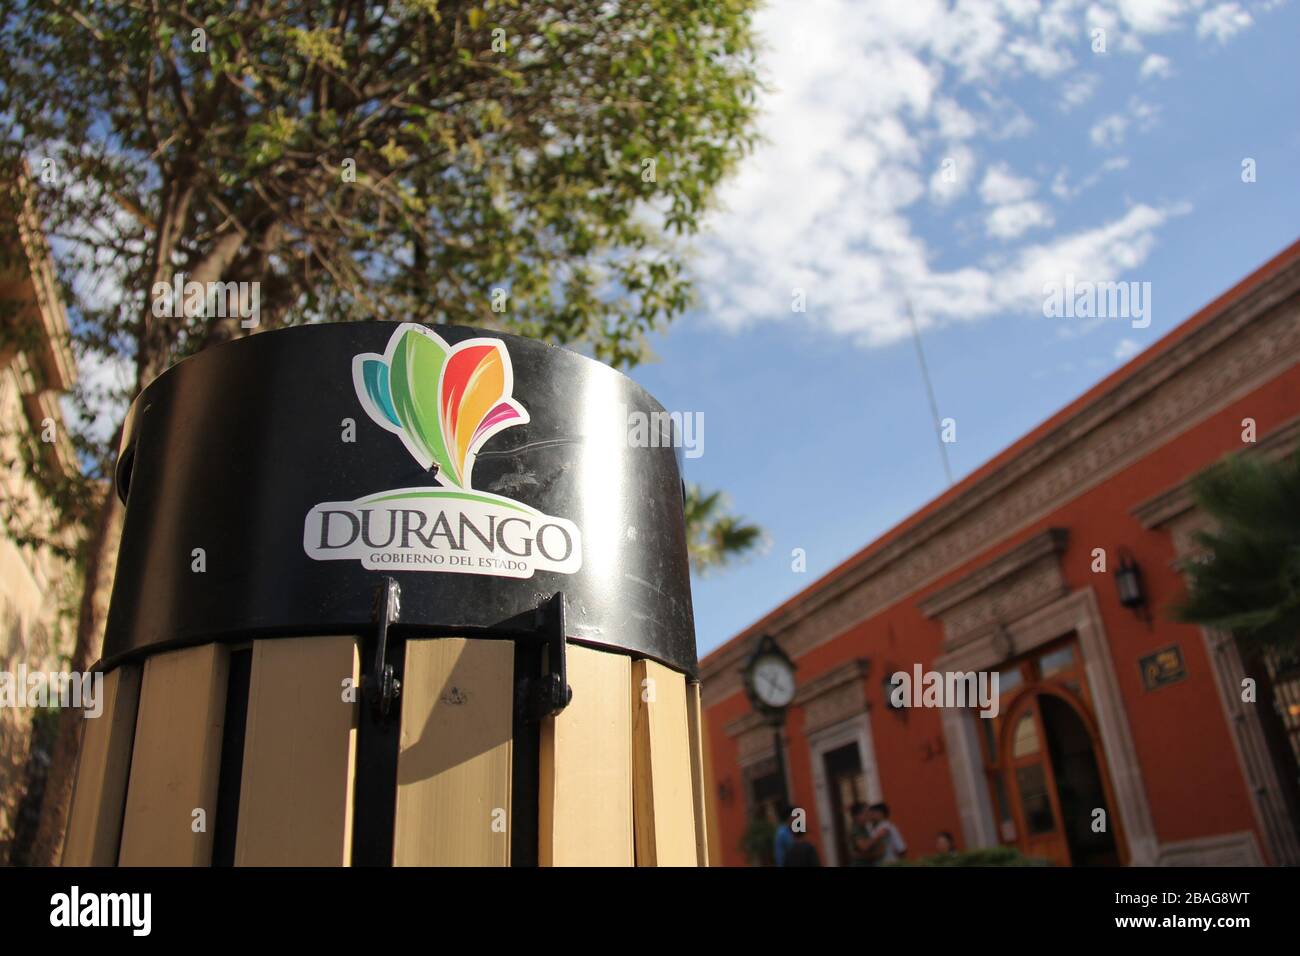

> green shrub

[
  {"left": 890, "top": 846, "right": 1051, "bottom": 867},
  {"left": 741, "top": 818, "right": 778, "bottom": 867}
]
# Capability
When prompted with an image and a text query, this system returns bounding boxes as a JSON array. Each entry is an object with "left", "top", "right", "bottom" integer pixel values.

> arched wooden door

[
  {"left": 1000, "top": 685, "right": 1123, "bottom": 866},
  {"left": 1001, "top": 692, "right": 1071, "bottom": 865}
]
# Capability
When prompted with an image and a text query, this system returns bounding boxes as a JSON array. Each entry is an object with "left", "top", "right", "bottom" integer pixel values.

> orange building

[{"left": 701, "top": 240, "right": 1300, "bottom": 867}]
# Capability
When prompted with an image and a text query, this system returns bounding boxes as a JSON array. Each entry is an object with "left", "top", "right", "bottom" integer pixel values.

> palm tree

[
  {"left": 684, "top": 484, "right": 764, "bottom": 576},
  {"left": 1170, "top": 449, "right": 1300, "bottom": 658}
]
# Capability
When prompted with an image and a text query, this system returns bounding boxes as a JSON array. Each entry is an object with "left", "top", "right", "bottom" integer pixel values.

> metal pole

[
  {"left": 772, "top": 719, "right": 789, "bottom": 809},
  {"left": 906, "top": 297, "right": 953, "bottom": 487}
]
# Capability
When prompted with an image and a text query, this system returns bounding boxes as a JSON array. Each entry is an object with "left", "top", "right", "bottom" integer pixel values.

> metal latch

[
  {"left": 365, "top": 577, "right": 402, "bottom": 719},
  {"left": 518, "top": 591, "right": 573, "bottom": 722}
]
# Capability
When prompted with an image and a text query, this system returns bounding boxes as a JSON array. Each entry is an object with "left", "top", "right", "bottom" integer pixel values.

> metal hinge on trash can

[
  {"left": 517, "top": 591, "right": 573, "bottom": 722},
  {"left": 365, "top": 577, "right": 402, "bottom": 719}
]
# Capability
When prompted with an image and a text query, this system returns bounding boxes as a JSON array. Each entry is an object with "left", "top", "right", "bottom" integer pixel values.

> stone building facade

[{"left": 0, "top": 172, "right": 80, "bottom": 862}]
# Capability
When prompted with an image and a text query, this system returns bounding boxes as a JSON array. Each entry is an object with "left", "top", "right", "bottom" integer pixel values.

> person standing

[
  {"left": 864, "top": 802, "right": 907, "bottom": 864},
  {"left": 784, "top": 827, "right": 821, "bottom": 866},
  {"left": 773, "top": 804, "right": 796, "bottom": 867},
  {"left": 848, "top": 802, "right": 876, "bottom": 866}
]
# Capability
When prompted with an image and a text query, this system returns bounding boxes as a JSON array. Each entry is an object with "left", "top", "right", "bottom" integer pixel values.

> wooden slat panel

[
  {"left": 394, "top": 638, "right": 513, "bottom": 866},
  {"left": 119, "top": 643, "right": 230, "bottom": 866},
  {"left": 631, "top": 659, "right": 697, "bottom": 866},
  {"left": 234, "top": 637, "right": 359, "bottom": 866},
  {"left": 62, "top": 664, "right": 142, "bottom": 866},
  {"left": 539, "top": 644, "right": 633, "bottom": 866},
  {"left": 685, "top": 680, "right": 710, "bottom": 867}
]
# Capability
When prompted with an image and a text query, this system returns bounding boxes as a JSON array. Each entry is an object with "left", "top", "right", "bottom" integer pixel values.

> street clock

[{"left": 743, "top": 634, "right": 797, "bottom": 717}]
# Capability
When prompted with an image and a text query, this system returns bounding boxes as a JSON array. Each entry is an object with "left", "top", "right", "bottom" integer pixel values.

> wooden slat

[
  {"left": 118, "top": 643, "right": 230, "bottom": 866},
  {"left": 394, "top": 638, "right": 513, "bottom": 866},
  {"left": 631, "top": 659, "right": 697, "bottom": 866},
  {"left": 685, "top": 680, "right": 710, "bottom": 867},
  {"left": 234, "top": 637, "right": 359, "bottom": 866},
  {"left": 539, "top": 644, "right": 633, "bottom": 866},
  {"left": 62, "top": 664, "right": 142, "bottom": 866}
]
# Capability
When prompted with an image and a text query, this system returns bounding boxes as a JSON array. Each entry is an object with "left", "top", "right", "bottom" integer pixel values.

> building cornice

[
  {"left": 791, "top": 656, "right": 871, "bottom": 709},
  {"left": 917, "top": 527, "right": 1067, "bottom": 619},
  {"left": 11, "top": 170, "right": 76, "bottom": 393},
  {"left": 1131, "top": 413, "right": 1300, "bottom": 531},
  {"left": 3, "top": 167, "right": 77, "bottom": 477}
]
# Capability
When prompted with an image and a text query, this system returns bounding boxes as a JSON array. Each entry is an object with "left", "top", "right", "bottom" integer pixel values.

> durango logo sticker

[{"left": 304, "top": 324, "right": 582, "bottom": 578}]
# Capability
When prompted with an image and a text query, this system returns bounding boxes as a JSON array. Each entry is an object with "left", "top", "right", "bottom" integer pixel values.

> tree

[
  {"left": 684, "top": 482, "right": 763, "bottom": 575},
  {"left": 1171, "top": 449, "right": 1300, "bottom": 658},
  {"left": 0, "top": 0, "right": 762, "bottom": 864}
]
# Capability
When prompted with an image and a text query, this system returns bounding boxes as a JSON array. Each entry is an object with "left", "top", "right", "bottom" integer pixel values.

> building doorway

[
  {"left": 823, "top": 742, "right": 869, "bottom": 866},
  {"left": 978, "top": 637, "right": 1124, "bottom": 865},
  {"left": 1000, "top": 689, "right": 1121, "bottom": 865}
]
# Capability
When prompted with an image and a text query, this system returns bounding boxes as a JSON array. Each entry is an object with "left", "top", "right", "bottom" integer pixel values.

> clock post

[{"left": 742, "top": 634, "right": 797, "bottom": 814}]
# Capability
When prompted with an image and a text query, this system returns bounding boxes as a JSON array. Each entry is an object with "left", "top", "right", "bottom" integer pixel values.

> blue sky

[{"left": 625, "top": 0, "right": 1300, "bottom": 656}]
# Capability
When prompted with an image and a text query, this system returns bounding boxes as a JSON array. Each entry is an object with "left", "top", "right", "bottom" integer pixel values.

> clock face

[{"left": 751, "top": 656, "right": 796, "bottom": 708}]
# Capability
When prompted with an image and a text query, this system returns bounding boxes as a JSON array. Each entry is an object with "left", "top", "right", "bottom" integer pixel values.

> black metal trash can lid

[{"left": 102, "top": 322, "right": 698, "bottom": 677}]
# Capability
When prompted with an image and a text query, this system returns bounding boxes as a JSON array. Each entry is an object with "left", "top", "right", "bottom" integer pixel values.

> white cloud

[
  {"left": 1007, "top": 36, "right": 1076, "bottom": 77},
  {"left": 933, "top": 97, "right": 980, "bottom": 141},
  {"left": 930, "top": 144, "right": 977, "bottom": 205},
  {"left": 1115, "top": 0, "right": 1191, "bottom": 34},
  {"left": 1000, "top": 202, "right": 1190, "bottom": 303},
  {"left": 1197, "top": 3, "right": 1254, "bottom": 42},
  {"left": 986, "top": 201, "right": 1056, "bottom": 239},
  {"left": 1138, "top": 53, "right": 1172, "bottom": 79},
  {"left": 1090, "top": 113, "right": 1129, "bottom": 147},
  {"left": 980, "top": 163, "right": 1038, "bottom": 204},
  {"left": 1128, "top": 96, "right": 1161, "bottom": 130},
  {"left": 1061, "top": 73, "right": 1102, "bottom": 111},
  {"left": 1051, "top": 168, "right": 1071, "bottom": 200},
  {"left": 1114, "top": 337, "right": 1143, "bottom": 360},
  {"left": 1051, "top": 156, "right": 1130, "bottom": 200},
  {"left": 1086, "top": 2, "right": 1121, "bottom": 38},
  {"left": 1087, "top": 97, "right": 1156, "bottom": 150},
  {"left": 695, "top": 0, "right": 1230, "bottom": 346}
]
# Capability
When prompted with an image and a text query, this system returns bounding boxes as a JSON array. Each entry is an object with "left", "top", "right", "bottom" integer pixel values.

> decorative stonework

[
  {"left": 794, "top": 658, "right": 871, "bottom": 737},
  {"left": 1131, "top": 412, "right": 1300, "bottom": 534},
  {"left": 919, "top": 528, "right": 1068, "bottom": 652},
  {"left": 725, "top": 712, "right": 779, "bottom": 765},
  {"left": 703, "top": 258, "right": 1300, "bottom": 706}
]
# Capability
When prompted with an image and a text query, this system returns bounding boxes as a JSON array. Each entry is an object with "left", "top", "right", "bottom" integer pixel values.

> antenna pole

[{"left": 906, "top": 298, "right": 953, "bottom": 487}]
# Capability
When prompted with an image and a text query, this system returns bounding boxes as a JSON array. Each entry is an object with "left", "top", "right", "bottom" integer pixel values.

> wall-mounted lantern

[
  {"left": 882, "top": 669, "right": 906, "bottom": 713},
  {"left": 1113, "top": 547, "right": 1150, "bottom": 624}
]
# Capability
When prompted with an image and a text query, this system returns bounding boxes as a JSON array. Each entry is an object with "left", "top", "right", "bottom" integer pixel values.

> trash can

[{"left": 62, "top": 322, "right": 707, "bottom": 866}]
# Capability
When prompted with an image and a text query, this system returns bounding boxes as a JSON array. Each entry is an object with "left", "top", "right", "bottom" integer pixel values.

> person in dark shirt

[
  {"left": 773, "top": 803, "right": 795, "bottom": 867},
  {"left": 848, "top": 801, "right": 876, "bottom": 866},
  {"left": 784, "top": 827, "right": 821, "bottom": 866}
]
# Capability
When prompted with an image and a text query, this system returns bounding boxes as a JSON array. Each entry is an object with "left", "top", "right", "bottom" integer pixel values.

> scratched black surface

[{"left": 101, "top": 322, "right": 698, "bottom": 676}]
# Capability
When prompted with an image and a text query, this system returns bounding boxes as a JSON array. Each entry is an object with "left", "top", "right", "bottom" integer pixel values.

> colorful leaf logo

[{"left": 352, "top": 324, "right": 529, "bottom": 489}]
